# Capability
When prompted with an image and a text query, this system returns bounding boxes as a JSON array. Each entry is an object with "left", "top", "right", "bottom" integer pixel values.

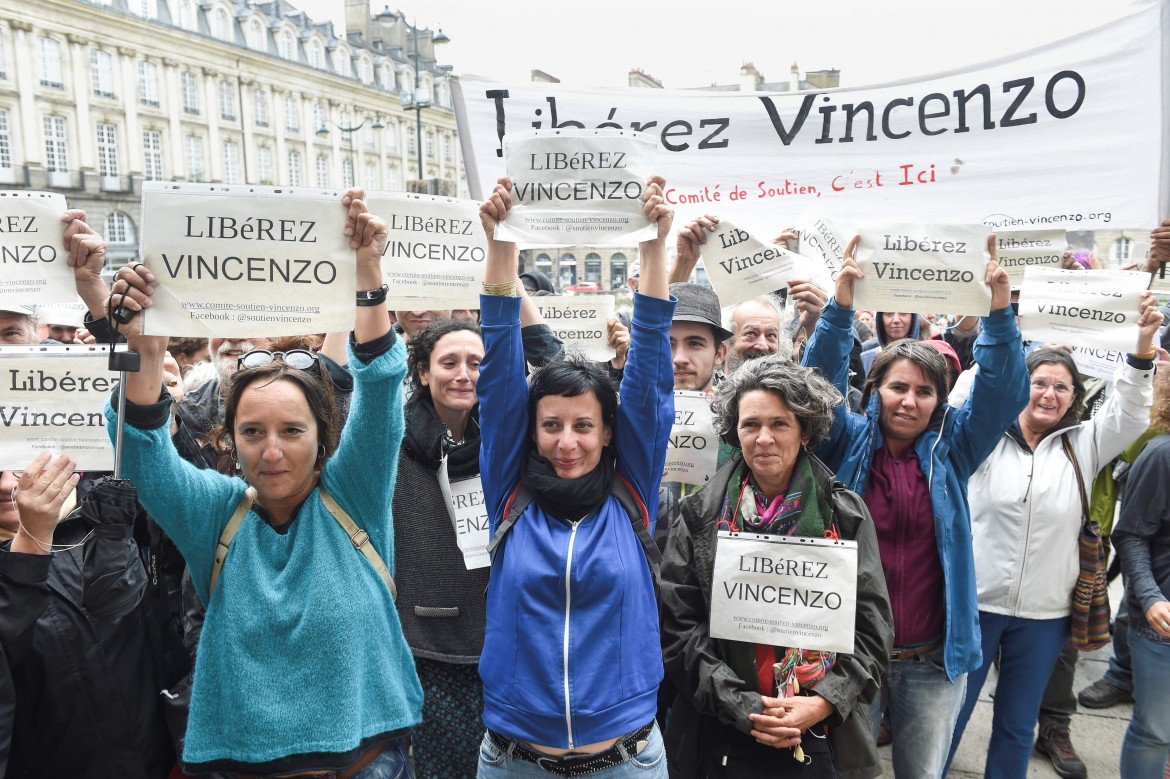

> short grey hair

[{"left": 712, "top": 354, "right": 842, "bottom": 450}]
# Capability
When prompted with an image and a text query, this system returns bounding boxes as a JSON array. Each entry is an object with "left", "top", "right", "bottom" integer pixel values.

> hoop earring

[
  {"left": 317, "top": 444, "right": 326, "bottom": 461},
  {"left": 230, "top": 448, "right": 240, "bottom": 473}
]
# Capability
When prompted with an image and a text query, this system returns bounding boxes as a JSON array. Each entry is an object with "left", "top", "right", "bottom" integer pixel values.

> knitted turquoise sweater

[{"left": 105, "top": 339, "right": 422, "bottom": 766}]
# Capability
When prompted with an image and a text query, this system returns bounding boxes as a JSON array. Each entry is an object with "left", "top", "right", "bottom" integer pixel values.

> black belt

[{"left": 487, "top": 722, "right": 654, "bottom": 777}]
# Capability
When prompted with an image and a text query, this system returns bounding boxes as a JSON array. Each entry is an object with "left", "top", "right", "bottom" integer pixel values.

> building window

[
  {"left": 43, "top": 115, "right": 68, "bottom": 172},
  {"left": 364, "top": 161, "right": 376, "bottom": 188},
  {"left": 133, "top": 0, "right": 156, "bottom": 18},
  {"left": 358, "top": 58, "right": 371, "bottom": 85},
  {"left": 185, "top": 135, "right": 203, "bottom": 181},
  {"left": 341, "top": 157, "right": 354, "bottom": 188},
  {"left": 219, "top": 80, "right": 236, "bottom": 121},
  {"left": 380, "top": 64, "right": 393, "bottom": 91},
  {"left": 442, "top": 134, "right": 452, "bottom": 162},
  {"left": 312, "top": 102, "right": 325, "bottom": 134},
  {"left": 214, "top": 8, "right": 231, "bottom": 41},
  {"left": 39, "top": 37, "right": 63, "bottom": 89},
  {"left": 177, "top": 0, "right": 195, "bottom": 30},
  {"left": 385, "top": 163, "right": 399, "bottom": 189},
  {"left": 223, "top": 141, "right": 240, "bottom": 184},
  {"left": 407, "top": 132, "right": 415, "bottom": 156},
  {"left": 363, "top": 124, "right": 375, "bottom": 149},
  {"left": 253, "top": 89, "right": 268, "bottom": 127},
  {"left": 333, "top": 48, "right": 350, "bottom": 77},
  {"left": 0, "top": 109, "right": 11, "bottom": 170},
  {"left": 610, "top": 254, "right": 628, "bottom": 289},
  {"left": 257, "top": 146, "right": 272, "bottom": 183},
  {"left": 287, "top": 150, "right": 301, "bottom": 186},
  {"left": 280, "top": 31, "right": 294, "bottom": 60},
  {"left": 143, "top": 130, "right": 163, "bottom": 180},
  {"left": 105, "top": 212, "right": 131, "bottom": 244},
  {"left": 315, "top": 154, "right": 329, "bottom": 187},
  {"left": 96, "top": 125, "right": 118, "bottom": 176},
  {"left": 1110, "top": 237, "right": 1134, "bottom": 263},
  {"left": 91, "top": 49, "right": 115, "bottom": 98},
  {"left": 309, "top": 41, "right": 324, "bottom": 69},
  {"left": 385, "top": 121, "right": 397, "bottom": 153},
  {"left": 284, "top": 95, "right": 300, "bottom": 132},
  {"left": 0, "top": 30, "right": 6, "bottom": 80},
  {"left": 585, "top": 253, "right": 602, "bottom": 283},
  {"left": 425, "top": 130, "right": 435, "bottom": 160},
  {"left": 248, "top": 19, "right": 265, "bottom": 51},
  {"left": 138, "top": 60, "right": 160, "bottom": 107},
  {"left": 339, "top": 110, "right": 352, "bottom": 143},
  {"left": 181, "top": 71, "right": 199, "bottom": 114}
]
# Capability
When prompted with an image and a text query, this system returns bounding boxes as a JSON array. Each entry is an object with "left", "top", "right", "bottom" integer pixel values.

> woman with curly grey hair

[{"left": 660, "top": 355, "right": 894, "bottom": 778}]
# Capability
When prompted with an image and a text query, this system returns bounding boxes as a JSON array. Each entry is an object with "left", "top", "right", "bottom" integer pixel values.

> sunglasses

[{"left": 237, "top": 348, "right": 319, "bottom": 371}]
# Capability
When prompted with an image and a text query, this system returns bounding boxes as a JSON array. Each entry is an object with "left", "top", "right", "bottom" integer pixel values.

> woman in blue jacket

[
  {"left": 474, "top": 176, "right": 676, "bottom": 778},
  {"left": 800, "top": 239, "right": 1028, "bottom": 779}
]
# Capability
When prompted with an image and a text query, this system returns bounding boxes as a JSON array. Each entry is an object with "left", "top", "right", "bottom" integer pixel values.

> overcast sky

[{"left": 298, "top": 0, "right": 1140, "bottom": 89}]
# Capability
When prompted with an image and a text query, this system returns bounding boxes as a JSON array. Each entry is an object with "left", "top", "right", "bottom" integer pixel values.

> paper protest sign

[
  {"left": 139, "top": 183, "right": 355, "bottom": 338},
  {"left": 1072, "top": 346, "right": 1126, "bottom": 380},
  {"left": 701, "top": 219, "right": 825, "bottom": 308},
  {"left": 710, "top": 532, "right": 858, "bottom": 654},
  {"left": 994, "top": 229, "right": 1068, "bottom": 286},
  {"left": 437, "top": 457, "right": 490, "bottom": 570},
  {"left": 1017, "top": 267, "right": 1148, "bottom": 352},
  {"left": 0, "top": 346, "right": 120, "bottom": 470},
  {"left": 0, "top": 191, "right": 78, "bottom": 306},
  {"left": 796, "top": 209, "right": 847, "bottom": 283},
  {"left": 497, "top": 130, "right": 657, "bottom": 246},
  {"left": 854, "top": 224, "right": 991, "bottom": 316},
  {"left": 365, "top": 192, "right": 487, "bottom": 310},
  {"left": 666, "top": 391, "right": 718, "bottom": 485},
  {"left": 533, "top": 294, "right": 616, "bottom": 362}
]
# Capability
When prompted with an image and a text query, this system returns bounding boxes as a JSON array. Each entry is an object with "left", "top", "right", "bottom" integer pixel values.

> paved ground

[{"left": 879, "top": 578, "right": 1134, "bottom": 778}]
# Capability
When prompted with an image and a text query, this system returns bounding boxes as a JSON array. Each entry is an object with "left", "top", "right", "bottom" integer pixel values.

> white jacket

[{"left": 969, "top": 362, "right": 1154, "bottom": 619}]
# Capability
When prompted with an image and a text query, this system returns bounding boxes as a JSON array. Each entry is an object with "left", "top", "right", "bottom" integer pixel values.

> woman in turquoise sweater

[{"left": 102, "top": 193, "right": 422, "bottom": 777}]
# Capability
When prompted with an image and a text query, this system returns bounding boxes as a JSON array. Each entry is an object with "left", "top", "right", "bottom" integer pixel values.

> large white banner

[
  {"left": 365, "top": 191, "right": 487, "bottom": 311},
  {"left": 139, "top": 183, "right": 355, "bottom": 338},
  {"left": 0, "top": 191, "right": 79, "bottom": 306},
  {"left": 454, "top": 3, "right": 1168, "bottom": 237},
  {"left": 1017, "top": 267, "right": 1149, "bottom": 351},
  {"left": 0, "top": 347, "right": 119, "bottom": 471},
  {"left": 498, "top": 130, "right": 657, "bottom": 245}
]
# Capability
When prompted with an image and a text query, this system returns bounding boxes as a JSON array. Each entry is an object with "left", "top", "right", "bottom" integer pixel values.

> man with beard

[{"left": 724, "top": 295, "right": 786, "bottom": 373}]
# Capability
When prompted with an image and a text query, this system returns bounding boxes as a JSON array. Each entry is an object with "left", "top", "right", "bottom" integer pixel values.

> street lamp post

[
  {"left": 406, "top": 19, "right": 449, "bottom": 182},
  {"left": 316, "top": 109, "right": 384, "bottom": 187}
]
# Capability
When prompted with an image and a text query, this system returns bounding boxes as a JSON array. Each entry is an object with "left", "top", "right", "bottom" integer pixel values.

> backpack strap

[
  {"left": 209, "top": 486, "right": 256, "bottom": 599},
  {"left": 207, "top": 486, "right": 397, "bottom": 602},
  {"left": 486, "top": 481, "right": 529, "bottom": 560},
  {"left": 320, "top": 487, "right": 396, "bottom": 600}
]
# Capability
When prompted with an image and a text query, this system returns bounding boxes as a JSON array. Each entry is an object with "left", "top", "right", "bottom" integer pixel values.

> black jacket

[
  {"left": 0, "top": 478, "right": 173, "bottom": 778},
  {"left": 660, "top": 454, "right": 893, "bottom": 779}
]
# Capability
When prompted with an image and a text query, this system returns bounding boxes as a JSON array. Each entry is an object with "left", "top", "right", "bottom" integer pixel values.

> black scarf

[
  {"left": 521, "top": 447, "right": 615, "bottom": 522},
  {"left": 402, "top": 395, "right": 481, "bottom": 481}
]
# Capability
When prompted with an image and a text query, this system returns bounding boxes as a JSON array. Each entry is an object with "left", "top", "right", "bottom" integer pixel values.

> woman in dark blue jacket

[
  {"left": 801, "top": 239, "right": 1028, "bottom": 779},
  {"left": 474, "top": 176, "right": 676, "bottom": 778}
]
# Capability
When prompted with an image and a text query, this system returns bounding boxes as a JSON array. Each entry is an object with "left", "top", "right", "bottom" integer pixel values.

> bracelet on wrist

[
  {"left": 1132, "top": 349, "right": 1157, "bottom": 360},
  {"left": 356, "top": 284, "right": 388, "bottom": 307},
  {"left": 482, "top": 280, "right": 518, "bottom": 297}
]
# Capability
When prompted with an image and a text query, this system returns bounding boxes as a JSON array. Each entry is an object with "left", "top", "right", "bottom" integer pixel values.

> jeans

[
  {"left": 1038, "top": 640, "right": 1078, "bottom": 729},
  {"left": 477, "top": 724, "right": 666, "bottom": 778},
  {"left": 869, "top": 648, "right": 966, "bottom": 779},
  {"left": 1120, "top": 628, "right": 1170, "bottom": 779},
  {"left": 1103, "top": 590, "right": 1135, "bottom": 692},
  {"left": 353, "top": 736, "right": 413, "bottom": 779}
]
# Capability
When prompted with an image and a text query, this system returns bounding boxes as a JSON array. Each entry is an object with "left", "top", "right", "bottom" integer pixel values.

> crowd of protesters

[{"left": 0, "top": 177, "right": 1167, "bottom": 779}]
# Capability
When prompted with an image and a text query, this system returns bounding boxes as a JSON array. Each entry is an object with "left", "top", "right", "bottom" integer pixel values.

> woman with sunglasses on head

[
  {"left": 473, "top": 176, "right": 675, "bottom": 777},
  {"left": 101, "top": 193, "right": 422, "bottom": 778},
  {"left": 946, "top": 298, "right": 1160, "bottom": 779}
]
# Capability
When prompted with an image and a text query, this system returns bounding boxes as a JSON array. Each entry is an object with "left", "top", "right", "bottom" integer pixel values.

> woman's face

[
  {"left": 876, "top": 358, "right": 939, "bottom": 446},
  {"left": 233, "top": 378, "right": 320, "bottom": 514},
  {"left": 1022, "top": 362, "right": 1076, "bottom": 433},
  {"left": 419, "top": 331, "right": 483, "bottom": 417},
  {"left": 533, "top": 392, "right": 612, "bottom": 480},
  {"left": 737, "top": 390, "right": 809, "bottom": 495},
  {"left": 0, "top": 471, "right": 18, "bottom": 534}
]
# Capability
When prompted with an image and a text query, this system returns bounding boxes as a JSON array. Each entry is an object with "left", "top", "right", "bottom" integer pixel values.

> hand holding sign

[
  {"left": 607, "top": 316, "right": 630, "bottom": 370},
  {"left": 985, "top": 235, "right": 1012, "bottom": 313},
  {"left": 1151, "top": 217, "right": 1170, "bottom": 266},
  {"left": 62, "top": 210, "right": 109, "bottom": 314},
  {"left": 672, "top": 214, "right": 719, "bottom": 283},
  {"left": 833, "top": 237, "right": 865, "bottom": 310},
  {"left": 637, "top": 176, "right": 672, "bottom": 300},
  {"left": 1135, "top": 292, "right": 1163, "bottom": 355}
]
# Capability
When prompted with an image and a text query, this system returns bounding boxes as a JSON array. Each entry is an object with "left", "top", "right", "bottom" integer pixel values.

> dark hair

[
  {"left": 407, "top": 317, "right": 483, "bottom": 399},
  {"left": 1025, "top": 348, "right": 1086, "bottom": 422},
  {"left": 862, "top": 338, "right": 950, "bottom": 415},
  {"left": 167, "top": 336, "right": 208, "bottom": 358},
  {"left": 527, "top": 356, "right": 618, "bottom": 441},
  {"left": 211, "top": 360, "right": 341, "bottom": 470},
  {"left": 712, "top": 355, "right": 842, "bottom": 449}
]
